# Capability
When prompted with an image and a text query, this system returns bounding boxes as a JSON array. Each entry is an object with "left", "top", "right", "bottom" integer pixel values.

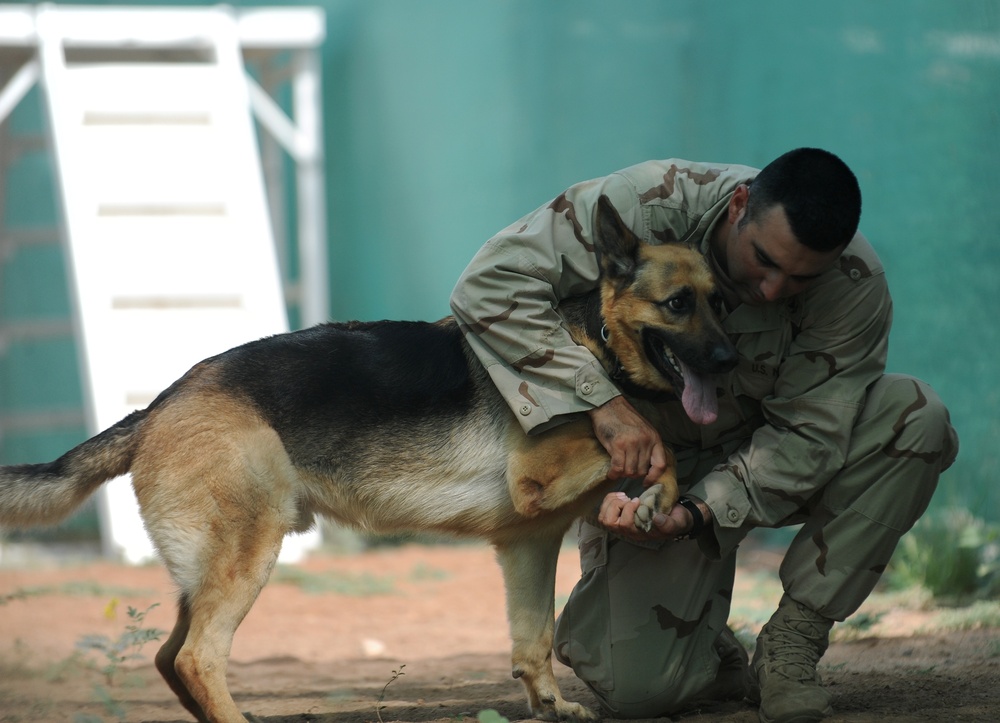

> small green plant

[
  {"left": 77, "top": 602, "right": 164, "bottom": 686},
  {"left": 477, "top": 710, "right": 510, "bottom": 723},
  {"left": 75, "top": 602, "right": 165, "bottom": 721},
  {"left": 375, "top": 664, "right": 406, "bottom": 723},
  {"left": 888, "top": 507, "right": 1000, "bottom": 601}
]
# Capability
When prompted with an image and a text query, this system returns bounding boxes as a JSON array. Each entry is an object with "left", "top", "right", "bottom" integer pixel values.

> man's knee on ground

[
  {"left": 582, "top": 660, "right": 715, "bottom": 719},
  {"left": 590, "top": 684, "right": 693, "bottom": 719}
]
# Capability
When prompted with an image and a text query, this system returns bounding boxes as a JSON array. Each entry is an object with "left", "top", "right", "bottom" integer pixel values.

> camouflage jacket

[{"left": 450, "top": 159, "right": 891, "bottom": 555}]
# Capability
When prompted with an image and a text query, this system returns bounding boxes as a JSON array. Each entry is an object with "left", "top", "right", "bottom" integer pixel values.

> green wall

[
  {"left": 323, "top": 0, "right": 999, "bottom": 519},
  {"left": 2, "top": 0, "right": 997, "bottom": 521}
]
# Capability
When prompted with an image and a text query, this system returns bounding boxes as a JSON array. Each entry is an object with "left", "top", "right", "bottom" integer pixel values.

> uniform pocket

[{"left": 731, "top": 353, "right": 779, "bottom": 400}]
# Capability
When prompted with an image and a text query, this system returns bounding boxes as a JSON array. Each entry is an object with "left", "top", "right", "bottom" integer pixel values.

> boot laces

[{"left": 766, "top": 613, "right": 829, "bottom": 683}]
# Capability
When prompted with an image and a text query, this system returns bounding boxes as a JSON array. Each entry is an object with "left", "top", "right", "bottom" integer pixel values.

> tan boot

[{"left": 750, "top": 595, "right": 834, "bottom": 723}]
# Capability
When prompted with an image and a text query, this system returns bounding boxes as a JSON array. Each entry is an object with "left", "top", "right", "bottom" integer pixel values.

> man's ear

[
  {"left": 728, "top": 183, "right": 749, "bottom": 225},
  {"left": 595, "top": 194, "right": 642, "bottom": 286}
]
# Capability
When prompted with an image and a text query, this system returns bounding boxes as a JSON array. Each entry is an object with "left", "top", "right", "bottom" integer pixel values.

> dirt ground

[{"left": 0, "top": 540, "right": 997, "bottom": 723}]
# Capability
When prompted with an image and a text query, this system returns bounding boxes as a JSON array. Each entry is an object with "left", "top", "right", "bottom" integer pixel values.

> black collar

[{"left": 584, "top": 293, "right": 676, "bottom": 403}]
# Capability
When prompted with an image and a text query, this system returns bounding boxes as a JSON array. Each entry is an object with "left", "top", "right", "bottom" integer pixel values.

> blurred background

[{"left": 1, "top": 0, "right": 997, "bottom": 554}]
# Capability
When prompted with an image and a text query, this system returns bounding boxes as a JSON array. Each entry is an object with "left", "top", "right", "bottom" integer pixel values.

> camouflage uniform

[{"left": 450, "top": 159, "right": 959, "bottom": 716}]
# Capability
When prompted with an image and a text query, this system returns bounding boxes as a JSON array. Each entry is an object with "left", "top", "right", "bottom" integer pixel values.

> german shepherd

[{"left": 0, "top": 196, "right": 737, "bottom": 722}]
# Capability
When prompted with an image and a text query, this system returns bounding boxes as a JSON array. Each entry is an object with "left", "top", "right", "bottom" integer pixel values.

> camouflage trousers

[{"left": 553, "top": 374, "right": 959, "bottom": 717}]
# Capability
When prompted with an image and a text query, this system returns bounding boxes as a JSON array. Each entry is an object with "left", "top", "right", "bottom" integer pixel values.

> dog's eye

[{"left": 663, "top": 294, "right": 691, "bottom": 313}]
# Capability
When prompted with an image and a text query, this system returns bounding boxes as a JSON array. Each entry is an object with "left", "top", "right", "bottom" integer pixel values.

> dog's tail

[{"left": 0, "top": 407, "right": 147, "bottom": 527}]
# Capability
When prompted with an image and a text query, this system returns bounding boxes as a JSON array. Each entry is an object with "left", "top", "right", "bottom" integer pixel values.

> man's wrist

[
  {"left": 587, "top": 393, "right": 624, "bottom": 417},
  {"left": 675, "top": 496, "right": 706, "bottom": 539},
  {"left": 690, "top": 496, "right": 713, "bottom": 525}
]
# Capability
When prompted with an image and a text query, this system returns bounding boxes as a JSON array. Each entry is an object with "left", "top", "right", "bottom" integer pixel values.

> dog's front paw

[
  {"left": 533, "top": 699, "right": 601, "bottom": 722},
  {"left": 634, "top": 483, "right": 663, "bottom": 532}
]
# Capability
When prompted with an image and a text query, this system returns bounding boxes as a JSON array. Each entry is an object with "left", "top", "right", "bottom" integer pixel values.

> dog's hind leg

[
  {"left": 133, "top": 395, "right": 305, "bottom": 721},
  {"left": 155, "top": 595, "right": 211, "bottom": 722},
  {"left": 495, "top": 534, "right": 598, "bottom": 722},
  {"left": 141, "top": 478, "right": 289, "bottom": 720},
  {"left": 165, "top": 522, "right": 285, "bottom": 723}
]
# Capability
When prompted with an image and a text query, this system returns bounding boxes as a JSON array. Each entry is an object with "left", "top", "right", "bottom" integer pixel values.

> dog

[{"left": 0, "top": 196, "right": 737, "bottom": 722}]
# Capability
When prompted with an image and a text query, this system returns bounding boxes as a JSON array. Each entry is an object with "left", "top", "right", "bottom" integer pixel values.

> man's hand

[
  {"left": 598, "top": 491, "right": 712, "bottom": 541},
  {"left": 587, "top": 395, "right": 667, "bottom": 485}
]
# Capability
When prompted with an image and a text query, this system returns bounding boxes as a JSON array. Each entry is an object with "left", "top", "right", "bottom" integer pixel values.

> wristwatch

[{"left": 675, "top": 496, "right": 705, "bottom": 540}]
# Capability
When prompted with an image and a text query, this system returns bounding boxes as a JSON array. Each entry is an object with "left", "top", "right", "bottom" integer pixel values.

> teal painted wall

[
  {"left": 323, "top": 0, "right": 999, "bottom": 519},
  {"left": 2, "top": 1, "right": 997, "bottom": 523}
]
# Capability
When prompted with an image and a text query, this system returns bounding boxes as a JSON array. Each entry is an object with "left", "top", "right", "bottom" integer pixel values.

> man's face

[{"left": 713, "top": 187, "right": 844, "bottom": 308}]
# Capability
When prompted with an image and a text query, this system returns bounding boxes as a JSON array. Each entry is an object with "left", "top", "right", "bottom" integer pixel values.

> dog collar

[
  {"left": 597, "top": 324, "right": 675, "bottom": 403},
  {"left": 598, "top": 324, "right": 628, "bottom": 381}
]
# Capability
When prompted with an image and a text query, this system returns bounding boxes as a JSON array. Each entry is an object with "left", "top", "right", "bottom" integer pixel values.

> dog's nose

[{"left": 711, "top": 343, "right": 739, "bottom": 372}]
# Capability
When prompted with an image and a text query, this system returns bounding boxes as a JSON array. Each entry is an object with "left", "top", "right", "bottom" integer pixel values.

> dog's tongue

[{"left": 678, "top": 360, "right": 718, "bottom": 425}]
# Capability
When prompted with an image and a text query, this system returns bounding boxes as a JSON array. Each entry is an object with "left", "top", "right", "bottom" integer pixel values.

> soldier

[{"left": 450, "top": 148, "right": 958, "bottom": 722}]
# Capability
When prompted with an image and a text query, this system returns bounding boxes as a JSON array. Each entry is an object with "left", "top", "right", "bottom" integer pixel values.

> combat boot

[
  {"left": 750, "top": 595, "right": 834, "bottom": 723},
  {"left": 682, "top": 626, "right": 751, "bottom": 710},
  {"left": 711, "top": 626, "right": 752, "bottom": 701}
]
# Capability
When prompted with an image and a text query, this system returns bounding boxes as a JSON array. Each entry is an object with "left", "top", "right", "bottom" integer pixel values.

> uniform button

[
  {"left": 849, "top": 268, "right": 862, "bottom": 281},
  {"left": 519, "top": 405, "right": 532, "bottom": 416},
  {"left": 581, "top": 382, "right": 594, "bottom": 395},
  {"left": 727, "top": 508, "right": 740, "bottom": 522}
]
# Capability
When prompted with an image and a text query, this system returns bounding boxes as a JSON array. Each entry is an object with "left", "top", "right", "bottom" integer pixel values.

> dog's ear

[{"left": 595, "top": 194, "right": 642, "bottom": 286}]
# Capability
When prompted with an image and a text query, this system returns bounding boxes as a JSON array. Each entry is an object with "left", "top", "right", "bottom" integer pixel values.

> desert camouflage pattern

[
  {"left": 451, "top": 159, "right": 959, "bottom": 715},
  {"left": 553, "top": 373, "right": 957, "bottom": 715},
  {"left": 452, "top": 160, "right": 755, "bottom": 436}
]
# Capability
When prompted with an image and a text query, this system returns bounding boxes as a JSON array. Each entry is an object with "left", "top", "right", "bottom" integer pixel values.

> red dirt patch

[{"left": 0, "top": 542, "right": 997, "bottom": 722}]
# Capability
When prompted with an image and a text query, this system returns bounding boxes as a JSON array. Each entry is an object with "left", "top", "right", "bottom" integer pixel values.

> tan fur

[
  {"left": 0, "top": 199, "right": 734, "bottom": 722},
  {"left": 125, "top": 390, "right": 659, "bottom": 723},
  {"left": 129, "top": 360, "right": 682, "bottom": 721},
  {"left": 601, "top": 243, "right": 726, "bottom": 393}
]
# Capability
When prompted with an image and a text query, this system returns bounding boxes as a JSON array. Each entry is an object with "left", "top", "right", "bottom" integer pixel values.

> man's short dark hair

[{"left": 743, "top": 148, "right": 862, "bottom": 252}]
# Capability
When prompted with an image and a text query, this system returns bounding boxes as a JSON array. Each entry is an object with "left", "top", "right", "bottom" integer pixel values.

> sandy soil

[{"left": 0, "top": 541, "right": 997, "bottom": 722}]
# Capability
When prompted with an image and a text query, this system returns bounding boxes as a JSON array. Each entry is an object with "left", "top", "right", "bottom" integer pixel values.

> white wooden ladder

[{"left": 33, "top": 5, "right": 320, "bottom": 562}]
